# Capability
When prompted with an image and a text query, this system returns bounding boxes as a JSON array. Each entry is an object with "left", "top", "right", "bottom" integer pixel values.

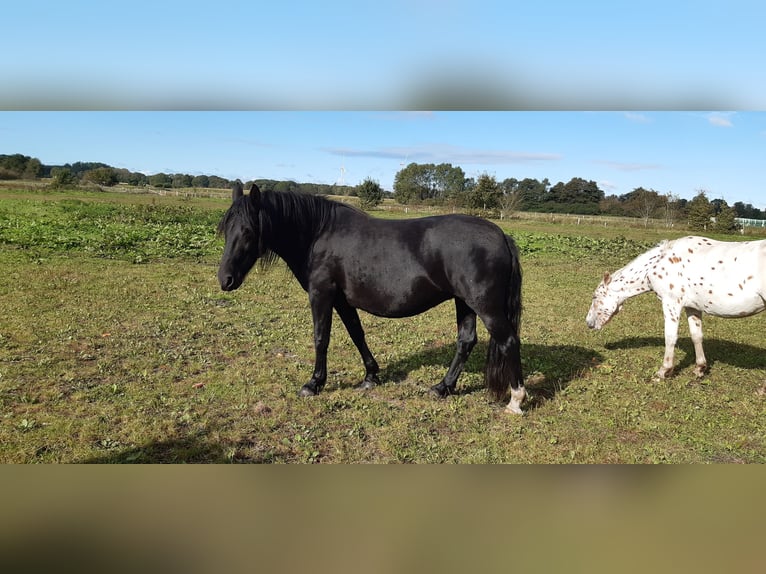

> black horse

[{"left": 217, "top": 182, "right": 526, "bottom": 413}]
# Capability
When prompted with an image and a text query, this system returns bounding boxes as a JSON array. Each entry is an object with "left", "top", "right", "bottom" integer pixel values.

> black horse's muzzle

[{"left": 218, "top": 270, "right": 241, "bottom": 292}]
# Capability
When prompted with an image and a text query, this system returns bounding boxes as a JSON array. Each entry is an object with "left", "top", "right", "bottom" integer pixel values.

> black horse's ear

[
  {"left": 249, "top": 183, "right": 261, "bottom": 208},
  {"left": 232, "top": 180, "right": 244, "bottom": 202}
]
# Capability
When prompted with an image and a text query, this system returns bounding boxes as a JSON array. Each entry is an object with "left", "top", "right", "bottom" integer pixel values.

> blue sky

[
  {"left": 2, "top": 111, "right": 764, "bottom": 207},
  {"left": 2, "top": 2, "right": 764, "bottom": 206},
  {"left": 2, "top": 1, "right": 764, "bottom": 110}
]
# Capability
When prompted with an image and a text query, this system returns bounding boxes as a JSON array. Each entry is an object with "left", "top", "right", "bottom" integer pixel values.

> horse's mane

[
  {"left": 218, "top": 189, "right": 358, "bottom": 269},
  {"left": 262, "top": 189, "right": 346, "bottom": 233}
]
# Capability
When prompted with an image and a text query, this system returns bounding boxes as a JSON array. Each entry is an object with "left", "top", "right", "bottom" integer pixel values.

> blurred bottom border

[{"left": 1, "top": 465, "right": 763, "bottom": 574}]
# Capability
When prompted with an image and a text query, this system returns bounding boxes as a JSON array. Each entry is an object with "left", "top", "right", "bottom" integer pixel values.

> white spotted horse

[
  {"left": 587, "top": 236, "right": 766, "bottom": 379},
  {"left": 218, "top": 182, "right": 527, "bottom": 414}
]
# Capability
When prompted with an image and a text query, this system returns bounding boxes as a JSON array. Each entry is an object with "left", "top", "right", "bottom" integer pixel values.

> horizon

[{"left": 3, "top": 141, "right": 765, "bottom": 213}]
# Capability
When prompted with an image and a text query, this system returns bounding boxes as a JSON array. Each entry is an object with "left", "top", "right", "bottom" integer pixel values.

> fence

[{"left": 736, "top": 218, "right": 766, "bottom": 228}]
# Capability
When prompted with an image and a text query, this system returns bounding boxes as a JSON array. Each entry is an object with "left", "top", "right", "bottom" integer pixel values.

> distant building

[{"left": 736, "top": 218, "right": 766, "bottom": 228}]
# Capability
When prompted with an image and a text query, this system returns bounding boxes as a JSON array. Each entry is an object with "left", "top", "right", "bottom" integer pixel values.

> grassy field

[{"left": 1, "top": 188, "right": 764, "bottom": 463}]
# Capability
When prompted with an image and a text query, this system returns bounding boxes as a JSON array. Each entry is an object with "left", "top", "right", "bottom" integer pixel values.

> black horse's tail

[{"left": 485, "top": 234, "right": 523, "bottom": 401}]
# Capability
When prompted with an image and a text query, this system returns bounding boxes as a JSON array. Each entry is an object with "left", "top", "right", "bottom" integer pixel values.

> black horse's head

[{"left": 217, "top": 181, "right": 263, "bottom": 291}]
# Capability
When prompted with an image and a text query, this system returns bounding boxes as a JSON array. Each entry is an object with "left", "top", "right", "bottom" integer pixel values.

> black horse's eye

[{"left": 233, "top": 226, "right": 256, "bottom": 243}]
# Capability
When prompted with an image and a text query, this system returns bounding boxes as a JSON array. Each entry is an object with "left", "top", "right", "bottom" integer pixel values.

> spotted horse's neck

[{"left": 609, "top": 244, "right": 663, "bottom": 300}]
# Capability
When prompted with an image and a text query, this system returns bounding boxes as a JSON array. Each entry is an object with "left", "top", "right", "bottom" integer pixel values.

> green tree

[
  {"left": 83, "top": 167, "right": 118, "bottom": 186},
  {"left": 172, "top": 173, "right": 193, "bottom": 188},
  {"left": 50, "top": 168, "right": 77, "bottom": 187},
  {"left": 546, "top": 177, "right": 603, "bottom": 214},
  {"left": 192, "top": 175, "right": 210, "bottom": 188},
  {"left": 0, "top": 154, "right": 32, "bottom": 177},
  {"left": 149, "top": 173, "right": 172, "bottom": 188},
  {"left": 687, "top": 190, "right": 714, "bottom": 231},
  {"left": 22, "top": 158, "right": 43, "bottom": 179},
  {"left": 356, "top": 177, "right": 383, "bottom": 209},
  {"left": 599, "top": 195, "right": 625, "bottom": 216},
  {"left": 393, "top": 162, "right": 466, "bottom": 204},
  {"left": 432, "top": 163, "right": 465, "bottom": 200},
  {"left": 662, "top": 192, "right": 681, "bottom": 228},
  {"left": 124, "top": 171, "right": 147, "bottom": 186},
  {"left": 713, "top": 201, "right": 740, "bottom": 234},
  {"left": 469, "top": 173, "right": 501, "bottom": 210},
  {"left": 274, "top": 180, "right": 300, "bottom": 194},
  {"left": 732, "top": 201, "right": 764, "bottom": 219},
  {"left": 498, "top": 178, "right": 523, "bottom": 218},
  {"left": 69, "top": 162, "right": 110, "bottom": 178},
  {"left": 393, "top": 162, "right": 422, "bottom": 204},
  {"left": 622, "top": 187, "right": 661, "bottom": 227},
  {"left": 208, "top": 176, "right": 230, "bottom": 189},
  {"left": 516, "top": 177, "right": 549, "bottom": 211}
]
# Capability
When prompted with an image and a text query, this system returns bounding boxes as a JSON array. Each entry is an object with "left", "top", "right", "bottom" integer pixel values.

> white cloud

[
  {"left": 623, "top": 112, "right": 652, "bottom": 123},
  {"left": 594, "top": 160, "right": 663, "bottom": 172},
  {"left": 706, "top": 112, "right": 734, "bottom": 127},
  {"left": 323, "top": 144, "right": 561, "bottom": 165},
  {"left": 599, "top": 180, "right": 619, "bottom": 192}
]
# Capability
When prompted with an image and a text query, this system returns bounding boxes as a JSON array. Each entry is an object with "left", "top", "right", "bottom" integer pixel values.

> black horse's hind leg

[
  {"left": 334, "top": 296, "right": 380, "bottom": 390},
  {"left": 482, "top": 313, "right": 525, "bottom": 413},
  {"left": 431, "top": 300, "right": 477, "bottom": 398},
  {"left": 300, "top": 289, "right": 334, "bottom": 397}
]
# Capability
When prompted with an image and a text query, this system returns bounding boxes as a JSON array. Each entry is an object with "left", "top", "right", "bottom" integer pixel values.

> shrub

[{"left": 356, "top": 177, "right": 383, "bottom": 209}]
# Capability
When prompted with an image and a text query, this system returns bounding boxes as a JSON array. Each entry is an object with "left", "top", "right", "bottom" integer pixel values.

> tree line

[
  {"left": 393, "top": 162, "right": 605, "bottom": 214},
  {"left": 2, "top": 154, "right": 763, "bottom": 228},
  {"left": 0, "top": 153, "right": 359, "bottom": 196},
  {"left": 392, "top": 162, "right": 764, "bottom": 227}
]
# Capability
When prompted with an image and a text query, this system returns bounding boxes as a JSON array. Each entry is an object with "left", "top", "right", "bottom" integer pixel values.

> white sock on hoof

[{"left": 504, "top": 386, "right": 526, "bottom": 415}]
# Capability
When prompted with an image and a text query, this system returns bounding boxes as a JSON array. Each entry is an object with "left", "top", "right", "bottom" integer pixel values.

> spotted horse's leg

[
  {"left": 655, "top": 299, "right": 683, "bottom": 380},
  {"left": 685, "top": 307, "right": 708, "bottom": 378}
]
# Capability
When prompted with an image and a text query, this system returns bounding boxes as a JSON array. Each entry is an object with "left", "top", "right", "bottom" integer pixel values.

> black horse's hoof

[
  {"left": 429, "top": 383, "right": 455, "bottom": 398},
  {"left": 299, "top": 385, "right": 319, "bottom": 397},
  {"left": 355, "top": 375, "right": 379, "bottom": 391},
  {"left": 355, "top": 380, "right": 377, "bottom": 391}
]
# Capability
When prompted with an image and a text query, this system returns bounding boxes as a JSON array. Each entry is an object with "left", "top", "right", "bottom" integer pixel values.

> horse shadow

[
  {"left": 379, "top": 340, "right": 603, "bottom": 411},
  {"left": 605, "top": 336, "right": 766, "bottom": 372},
  {"left": 80, "top": 430, "right": 275, "bottom": 464}
]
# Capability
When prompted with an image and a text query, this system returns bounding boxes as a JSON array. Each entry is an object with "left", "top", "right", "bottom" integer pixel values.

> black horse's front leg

[
  {"left": 299, "top": 290, "right": 334, "bottom": 397},
  {"left": 333, "top": 296, "right": 380, "bottom": 391}
]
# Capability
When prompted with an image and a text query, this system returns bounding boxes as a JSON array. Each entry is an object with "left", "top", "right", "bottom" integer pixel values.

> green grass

[{"left": 1, "top": 189, "right": 764, "bottom": 463}]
